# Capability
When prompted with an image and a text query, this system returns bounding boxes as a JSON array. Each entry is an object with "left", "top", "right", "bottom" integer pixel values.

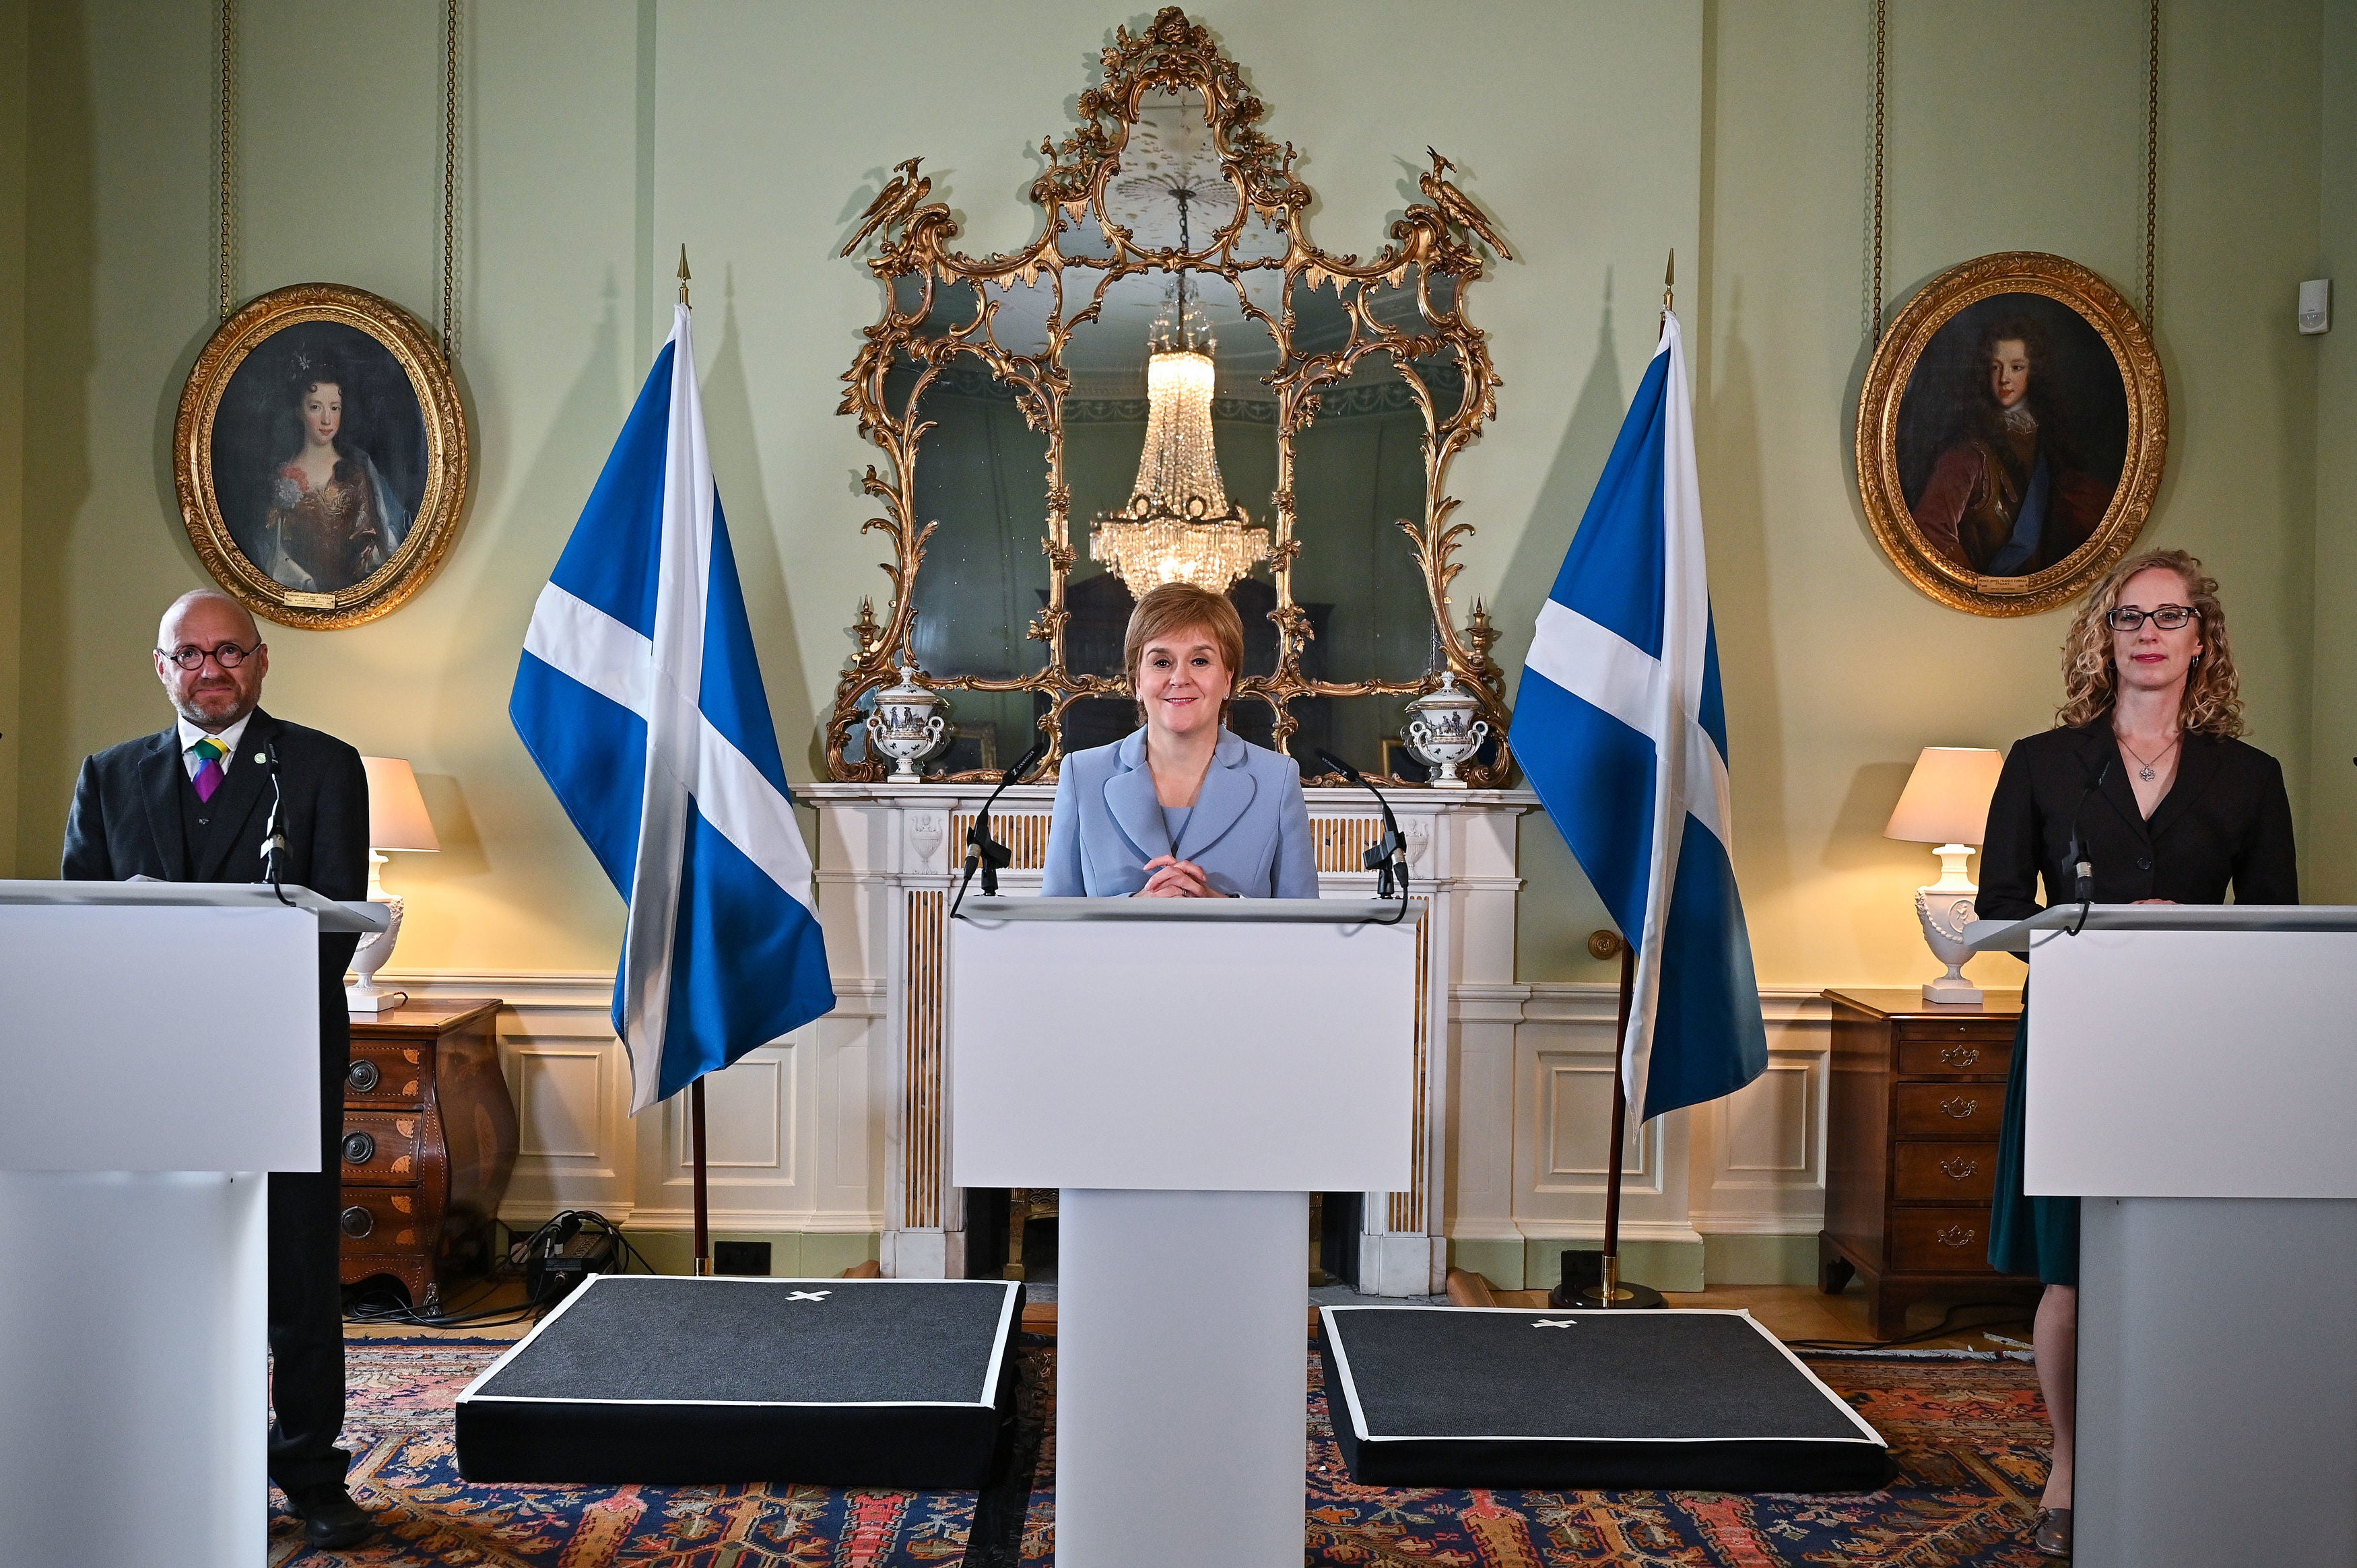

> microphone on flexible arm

[
  {"left": 951, "top": 735, "right": 1049, "bottom": 920},
  {"left": 2062, "top": 756, "right": 2113, "bottom": 936},
  {"left": 1315, "top": 748, "right": 1410, "bottom": 925},
  {"left": 258, "top": 741, "right": 294, "bottom": 906}
]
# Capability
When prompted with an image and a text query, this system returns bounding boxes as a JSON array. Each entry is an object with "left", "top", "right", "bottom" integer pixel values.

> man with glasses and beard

[{"left": 61, "top": 588, "right": 376, "bottom": 1549}]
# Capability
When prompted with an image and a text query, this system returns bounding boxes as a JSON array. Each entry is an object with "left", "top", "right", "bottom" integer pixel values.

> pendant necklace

[{"left": 2117, "top": 730, "right": 2180, "bottom": 783}]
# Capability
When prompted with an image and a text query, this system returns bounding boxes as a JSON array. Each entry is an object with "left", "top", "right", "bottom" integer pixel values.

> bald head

[
  {"left": 154, "top": 589, "right": 269, "bottom": 732},
  {"left": 158, "top": 588, "right": 259, "bottom": 650}
]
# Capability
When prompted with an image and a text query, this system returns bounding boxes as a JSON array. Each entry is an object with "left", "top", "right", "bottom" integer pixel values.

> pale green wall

[
  {"left": 2311, "top": 1, "right": 2356, "bottom": 904},
  {"left": 1698, "top": 0, "right": 2324, "bottom": 991},
  {"left": 0, "top": 0, "right": 26, "bottom": 878},
  {"left": 9, "top": 1, "right": 2345, "bottom": 991}
]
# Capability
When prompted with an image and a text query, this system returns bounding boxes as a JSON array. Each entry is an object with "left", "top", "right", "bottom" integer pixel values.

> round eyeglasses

[
  {"left": 158, "top": 641, "right": 261, "bottom": 671},
  {"left": 2104, "top": 605, "right": 2199, "bottom": 632}
]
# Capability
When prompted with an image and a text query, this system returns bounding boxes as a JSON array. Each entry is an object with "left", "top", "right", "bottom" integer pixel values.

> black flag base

[{"left": 1551, "top": 1250, "right": 1667, "bottom": 1310}]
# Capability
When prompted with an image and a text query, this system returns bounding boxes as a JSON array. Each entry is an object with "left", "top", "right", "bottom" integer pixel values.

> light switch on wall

[{"left": 2299, "top": 278, "right": 2330, "bottom": 335}]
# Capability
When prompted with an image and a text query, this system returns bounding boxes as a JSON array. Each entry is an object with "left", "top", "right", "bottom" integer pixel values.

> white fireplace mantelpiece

[{"left": 800, "top": 780, "right": 1534, "bottom": 1295}]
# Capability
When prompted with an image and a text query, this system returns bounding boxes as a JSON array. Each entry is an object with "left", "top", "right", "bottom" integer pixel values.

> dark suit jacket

[
  {"left": 61, "top": 708, "right": 372, "bottom": 1011},
  {"left": 1977, "top": 718, "right": 2298, "bottom": 922}
]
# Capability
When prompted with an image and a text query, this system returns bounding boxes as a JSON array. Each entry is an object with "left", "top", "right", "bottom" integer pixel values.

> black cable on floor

[{"left": 342, "top": 1212, "right": 649, "bottom": 1331}]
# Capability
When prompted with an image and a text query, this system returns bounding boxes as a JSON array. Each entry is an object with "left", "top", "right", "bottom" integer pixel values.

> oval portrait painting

[
  {"left": 1857, "top": 252, "right": 2164, "bottom": 617},
  {"left": 175, "top": 283, "right": 469, "bottom": 628}
]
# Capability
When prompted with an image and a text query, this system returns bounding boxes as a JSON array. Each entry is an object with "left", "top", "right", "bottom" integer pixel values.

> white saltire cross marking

[
  {"left": 785, "top": 1290, "right": 831, "bottom": 1301},
  {"left": 1531, "top": 1319, "right": 1577, "bottom": 1328}
]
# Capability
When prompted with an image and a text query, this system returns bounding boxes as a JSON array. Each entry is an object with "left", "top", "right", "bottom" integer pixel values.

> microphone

[
  {"left": 2062, "top": 755, "right": 2112, "bottom": 936},
  {"left": 952, "top": 736, "right": 1049, "bottom": 918},
  {"left": 1315, "top": 747, "right": 1409, "bottom": 922},
  {"left": 259, "top": 741, "right": 294, "bottom": 906}
]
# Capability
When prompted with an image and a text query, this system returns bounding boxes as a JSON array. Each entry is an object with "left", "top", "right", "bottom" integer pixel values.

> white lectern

[
  {"left": 0, "top": 881, "right": 384, "bottom": 1568},
  {"left": 1970, "top": 905, "right": 2357, "bottom": 1568},
  {"left": 950, "top": 896, "right": 1417, "bottom": 1568}
]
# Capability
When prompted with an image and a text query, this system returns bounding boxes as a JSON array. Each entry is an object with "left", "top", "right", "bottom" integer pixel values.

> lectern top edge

[
  {"left": 954, "top": 895, "right": 1422, "bottom": 925},
  {"left": 1966, "top": 903, "right": 2357, "bottom": 953},
  {"left": 0, "top": 878, "right": 388, "bottom": 932}
]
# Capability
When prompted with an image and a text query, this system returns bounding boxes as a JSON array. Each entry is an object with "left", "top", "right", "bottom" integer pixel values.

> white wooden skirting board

[{"left": 378, "top": 968, "right": 1837, "bottom": 1250}]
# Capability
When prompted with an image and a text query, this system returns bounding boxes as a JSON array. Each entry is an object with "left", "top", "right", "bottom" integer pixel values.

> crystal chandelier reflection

[{"left": 1089, "top": 182, "right": 1271, "bottom": 594}]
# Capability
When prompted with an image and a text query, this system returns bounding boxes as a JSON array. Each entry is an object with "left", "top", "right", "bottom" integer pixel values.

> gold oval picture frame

[
  {"left": 1857, "top": 251, "right": 2165, "bottom": 617},
  {"left": 174, "top": 282, "right": 470, "bottom": 629}
]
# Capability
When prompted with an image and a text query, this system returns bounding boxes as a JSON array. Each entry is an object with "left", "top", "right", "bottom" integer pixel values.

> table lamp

[
  {"left": 347, "top": 756, "right": 440, "bottom": 1015},
  {"left": 1883, "top": 747, "right": 2005, "bottom": 1004}
]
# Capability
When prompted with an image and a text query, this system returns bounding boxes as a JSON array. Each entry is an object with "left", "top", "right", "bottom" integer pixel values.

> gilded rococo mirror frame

[{"left": 830, "top": 7, "right": 1515, "bottom": 784}]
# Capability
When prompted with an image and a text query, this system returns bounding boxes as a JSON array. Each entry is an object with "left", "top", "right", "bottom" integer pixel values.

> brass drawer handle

[
  {"left": 1939, "top": 1044, "right": 1982, "bottom": 1068},
  {"left": 346, "top": 1058, "right": 381, "bottom": 1093},
  {"left": 341, "top": 1131, "right": 377, "bottom": 1166},
  {"left": 1939, "top": 1096, "right": 1979, "bottom": 1120},
  {"left": 1937, "top": 1225, "right": 1977, "bottom": 1248},
  {"left": 339, "top": 1205, "right": 374, "bottom": 1239},
  {"left": 1939, "top": 1157, "right": 1981, "bottom": 1181}
]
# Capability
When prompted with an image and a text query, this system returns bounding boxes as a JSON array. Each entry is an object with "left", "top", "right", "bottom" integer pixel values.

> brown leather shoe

[{"left": 2032, "top": 1507, "right": 2072, "bottom": 1558}]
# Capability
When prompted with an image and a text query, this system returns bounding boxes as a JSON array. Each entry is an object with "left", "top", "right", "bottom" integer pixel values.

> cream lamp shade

[
  {"left": 362, "top": 756, "right": 441, "bottom": 853},
  {"left": 1884, "top": 747, "right": 2003, "bottom": 848},
  {"left": 1885, "top": 746, "right": 2004, "bottom": 1007}
]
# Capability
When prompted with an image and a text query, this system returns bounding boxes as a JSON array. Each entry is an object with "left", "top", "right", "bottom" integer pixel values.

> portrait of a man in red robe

[{"left": 1896, "top": 297, "right": 2127, "bottom": 580}]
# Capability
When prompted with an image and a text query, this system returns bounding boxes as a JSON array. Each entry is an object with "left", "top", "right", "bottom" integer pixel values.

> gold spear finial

[
  {"left": 678, "top": 246, "right": 692, "bottom": 307},
  {"left": 1662, "top": 248, "right": 1675, "bottom": 322}
]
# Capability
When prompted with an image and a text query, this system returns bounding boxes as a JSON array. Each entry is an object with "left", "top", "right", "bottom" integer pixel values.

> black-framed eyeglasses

[
  {"left": 2104, "top": 605, "right": 2199, "bottom": 632},
  {"left": 158, "top": 641, "right": 261, "bottom": 671}
]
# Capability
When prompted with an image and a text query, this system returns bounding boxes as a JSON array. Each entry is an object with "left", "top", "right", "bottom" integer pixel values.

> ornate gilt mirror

[{"left": 832, "top": 7, "right": 1515, "bottom": 785}]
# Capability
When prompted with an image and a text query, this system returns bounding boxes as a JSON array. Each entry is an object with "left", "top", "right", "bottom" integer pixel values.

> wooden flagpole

[
  {"left": 691, "top": 1078, "right": 711, "bottom": 1276},
  {"left": 1599, "top": 943, "right": 1634, "bottom": 1303},
  {"left": 677, "top": 242, "right": 713, "bottom": 1282}
]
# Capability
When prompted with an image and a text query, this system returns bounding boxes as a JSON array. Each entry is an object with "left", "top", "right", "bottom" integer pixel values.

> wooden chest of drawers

[
  {"left": 340, "top": 999, "right": 516, "bottom": 1314},
  {"left": 1819, "top": 988, "right": 2043, "bottom": 1337}
]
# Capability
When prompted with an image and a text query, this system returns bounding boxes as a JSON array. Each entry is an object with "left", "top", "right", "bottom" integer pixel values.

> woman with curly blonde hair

[{"left": 1976, "top": 547, "right": 2298, "bottom": 1557}]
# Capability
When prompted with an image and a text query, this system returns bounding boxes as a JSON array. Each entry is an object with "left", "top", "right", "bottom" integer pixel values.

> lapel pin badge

[{"left": 254, "top": 752, "right": 267, "bottom": 764}]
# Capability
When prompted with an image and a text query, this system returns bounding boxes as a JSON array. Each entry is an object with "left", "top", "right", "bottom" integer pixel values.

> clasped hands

[{"left": 1135, "top": 854, "right": 1223, "bottom": 898}]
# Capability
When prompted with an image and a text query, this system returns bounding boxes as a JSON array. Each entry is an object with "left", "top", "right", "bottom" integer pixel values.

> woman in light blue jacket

[{"left": 1041, "top": 582, "right": 1318, "bottom": 899}]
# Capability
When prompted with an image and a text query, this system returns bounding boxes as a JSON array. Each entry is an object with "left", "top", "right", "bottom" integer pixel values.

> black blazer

[
  {"left": 1977, "top": 719, "right": 2298, "bottom": 922},
  {"left": 61, "top": 708, "right": 372, "bottom": 1004}
]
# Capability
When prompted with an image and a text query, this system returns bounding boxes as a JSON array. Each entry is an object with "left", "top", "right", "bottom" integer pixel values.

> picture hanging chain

[
  {"left": 213, "top": 0, "right": 464, "bottom": 361},
  {"left": 1869, "top": 0, "right": 2160, "bottom": 337},
  {"left": 217, "top": 0, "right": 236, "bottom": 322},
  {"left": 442, "top": 0, "right": 462, "bottom": 362},
  {"left": 2144, "top": 0, "right": 2160, "bottom": 325},
  {"left": 1870, "top": 0, "right": 1886, "bottom": 345}
]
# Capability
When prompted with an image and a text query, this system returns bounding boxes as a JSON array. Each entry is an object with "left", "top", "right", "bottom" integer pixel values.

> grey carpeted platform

[
  {"left": 455, "top": 1275, "right": 1020, "bottom": 1487},
  {"left": 1320, "top": 1305, "right": 1896, "bottom": 1492}
]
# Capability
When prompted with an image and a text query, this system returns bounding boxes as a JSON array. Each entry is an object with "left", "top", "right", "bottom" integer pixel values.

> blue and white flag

[
  {"left": 511, "top": 302, "right": 834, "bottom": 1114},
  {"left": 1510, "top": 312, "right": 1766, "bottom": 1122}
]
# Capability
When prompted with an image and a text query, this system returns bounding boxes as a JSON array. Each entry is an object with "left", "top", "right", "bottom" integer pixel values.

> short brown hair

[
  {"left": 1123, "top": 582, "right": 1244, "bottom": 693},
  {"left": 2055, "top": 547, "right": 2244, "bottom": 737}
]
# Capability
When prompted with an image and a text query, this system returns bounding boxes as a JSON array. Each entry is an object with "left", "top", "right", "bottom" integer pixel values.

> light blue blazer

[{"left": 1041, "top": 727, "right": 1319, "bottom": 899}]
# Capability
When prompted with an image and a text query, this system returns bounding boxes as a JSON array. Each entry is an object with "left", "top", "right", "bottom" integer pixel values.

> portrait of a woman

[
  {"left": 257, "top": 353, "right": 413, "bottom": 593},
  {"left": 1908, "top": 314, "right": 2115, "bottom": 578},
  {"left": 1041, "top": 581, "right": 1317, "bottom": 899},
  {"left": 1976, "top": 548, "right": 2298, "bottom": 1557}
]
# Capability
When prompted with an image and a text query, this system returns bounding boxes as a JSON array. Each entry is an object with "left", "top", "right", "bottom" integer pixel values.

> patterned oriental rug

[{"left": 273, "top": 1335, "right": 2057, "bottom": 1567}]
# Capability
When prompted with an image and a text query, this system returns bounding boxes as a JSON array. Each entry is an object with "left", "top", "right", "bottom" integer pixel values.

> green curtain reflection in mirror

[{"left": 896, "top": 354, "right": 1051, "bottom": 774}]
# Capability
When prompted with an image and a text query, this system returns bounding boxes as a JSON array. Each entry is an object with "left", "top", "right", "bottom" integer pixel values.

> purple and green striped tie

[{"left": 190, "top": 737, "right": 226, "bottom": 803}]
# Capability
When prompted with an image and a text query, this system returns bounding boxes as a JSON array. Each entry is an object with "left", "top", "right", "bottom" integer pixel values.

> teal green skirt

[{"left": 1988, "top": 1000, "right": 2078, "bottom": 1287}]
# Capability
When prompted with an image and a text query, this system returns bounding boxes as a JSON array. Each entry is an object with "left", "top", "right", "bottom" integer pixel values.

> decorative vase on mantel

[
  {"left": 1401, "top": 671, "right": 1490, "bottom": 788},
  {"left": 865, "top": 665, "right": 948, "bottom": 782}
]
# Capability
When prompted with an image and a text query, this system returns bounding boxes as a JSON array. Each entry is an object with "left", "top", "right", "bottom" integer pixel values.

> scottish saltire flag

[
  {"left": 1510, "top": 312, "right": 1766, "bottom": 1122},
  {"left": 511, "top": 302, "right": 834, "bottom": 1114}
]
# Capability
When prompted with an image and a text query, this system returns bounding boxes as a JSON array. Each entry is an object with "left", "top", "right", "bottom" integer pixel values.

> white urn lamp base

[
  {"left": 1915, "top": 844, "right": 1984, "bottom": 1007},
  {"left": 346, "top": 854, "right": 408, "bottom": 1016}
]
